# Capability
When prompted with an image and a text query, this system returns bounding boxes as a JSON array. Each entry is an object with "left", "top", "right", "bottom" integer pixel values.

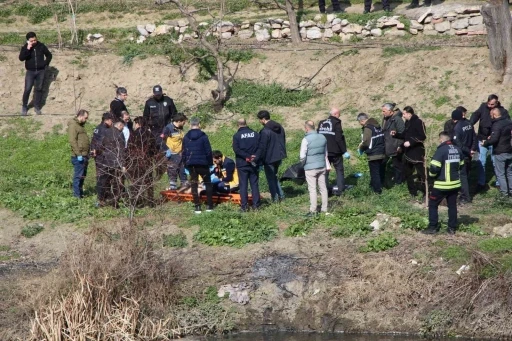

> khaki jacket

[{"left": 68, "top": 118, "right": 90, "bottom": 157}]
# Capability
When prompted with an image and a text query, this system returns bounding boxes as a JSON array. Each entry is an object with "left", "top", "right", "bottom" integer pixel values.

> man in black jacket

[
  {"left": 233, "top": 118, "right": 260, "bottom": 211},
  {"left": 143, "top": 85, "right": 178, "bottom": 151},
  {"left": 19, "top": 32, "right": 52, "bottom": 116},
  {"left": 451, "top": 109, "right": 477, "bottom": 203},
  {"left": 255, "top": 110, "right": 287, "bottom": 202},
  {"left": 110, "top": 87, "right": 128, "bottom": 121},
  {"left": 381, "top": 103, "right": 405, "bottom": 186},
  {"left": 318, "top": 107, "right": 349, "bottom": 196},
  {"left": 470, "top": 94, "right": 510, "bottom": 191},
  {"left": 91, "top": 112, "right": 114, "bottom": 206},
  {"left": 482, "top": 108, "right": 512, "bottom": 197},
  {"left": 391, "top": 106, "right": 427, "bottom": 200}
]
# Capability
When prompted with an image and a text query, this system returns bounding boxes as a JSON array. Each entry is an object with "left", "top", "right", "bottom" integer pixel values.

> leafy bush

[
  {"left": 163, "top": 232, "right": 188, "bottom": 248},
  {"left": 360, "top": 232, "right": 399, "bottom": 252},
  {"left": 21, "top": 223, "right": 44, "bottom": 238},
  {"left": 329, "top": 208, "right": 374, "bottom": 237},
  {"left": 458, "top": 223, "right": 486, "bottom": 236},
  {"left": 192, "top": 211, "right": 278, "bottom": 247},
  {"left": 226, "top": 80, "right": 315, "bottom": 116},
  {"left": 398, "top": 213, "right": 429, "bottom": 230}
]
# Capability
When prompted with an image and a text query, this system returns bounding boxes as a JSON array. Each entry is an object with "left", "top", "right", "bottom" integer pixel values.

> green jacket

[{"left": 68, "top": 118, "right": 90, "bottom": 157}]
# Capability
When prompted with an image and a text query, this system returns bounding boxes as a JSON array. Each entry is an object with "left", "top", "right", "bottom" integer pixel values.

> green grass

[
  {"left": 20, "top": 223, "right": 44, "bottom": 238},
  {"left": 440, "top": 245, "right": 470, "bottom": 264},
  {"left": 382, "top": 46, "right": 441, "bottom": 57},
  {"left": 478, "top": 237, "right": 512, "bottom": 253},
  {"left": 360, "top": 232, "right": 399, "bottom": 252},
  {"left": 190, "top": 209, "right": 278, "bottom": 247},
  {"left": 163, "top": 232, "right": 188, "bottom": 248}
]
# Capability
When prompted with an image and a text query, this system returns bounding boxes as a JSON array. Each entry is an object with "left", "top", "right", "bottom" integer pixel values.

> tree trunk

[
  {"left": 285, "top": 0, "right": 302, "bottom": 45},
  {"left": 481, "top": 0, "right": 512, "bottom": 83}
]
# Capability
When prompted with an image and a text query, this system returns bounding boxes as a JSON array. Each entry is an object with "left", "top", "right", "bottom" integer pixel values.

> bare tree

[
  {"left": 168, "top": 0, "right": 234, "bottom": 109},
  {"left": 481, "top": 0, "right": 512, "bottom": 83},
  {"left": 273, "top": 0, "right": 302, "bottom": 45}
]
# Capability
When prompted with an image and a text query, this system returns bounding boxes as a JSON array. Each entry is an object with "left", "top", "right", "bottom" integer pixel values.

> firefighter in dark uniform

[
  {"left": 232, "top": 118, "right": 260, "bottom": 211},
  {"left": 90, "top": 112, "right": 114, "bottom": 207},
  {"left": 423, "top": 131, "right": 464, "bottom": 235}
]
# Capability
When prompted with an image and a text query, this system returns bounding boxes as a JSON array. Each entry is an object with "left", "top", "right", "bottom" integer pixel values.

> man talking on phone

[{"left": 19, "top": 32, "right": 52, "bottom": 116}]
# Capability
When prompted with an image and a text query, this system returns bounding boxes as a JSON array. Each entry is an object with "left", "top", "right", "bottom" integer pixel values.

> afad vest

[{"left": 363, "top": 124, "right": 385, "bottom": 157}]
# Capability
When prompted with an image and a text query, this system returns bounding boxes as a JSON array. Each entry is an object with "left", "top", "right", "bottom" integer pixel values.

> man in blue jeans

[
  {"left": 470, "top": 94, "right": 510, "bottom": 191},
  {"left": 255, "top": 110, "right": 287, "bottom": 202},
  {"left": 19, "top": 32, "right": 52, "bottom": 116},
  {"left": 67, "top": 110, "right": 90, "bottom": 198}
]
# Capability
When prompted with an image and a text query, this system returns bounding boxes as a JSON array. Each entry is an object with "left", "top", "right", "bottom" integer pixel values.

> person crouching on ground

[
  {"left": 357, "top": 113, "right": 386, "bottom": 194},
  {"left": 211, "top": 150, "right": 239, "bottom": 194},
  {"left": 300, "top": 120, "right": 330, "bottom": 217}
]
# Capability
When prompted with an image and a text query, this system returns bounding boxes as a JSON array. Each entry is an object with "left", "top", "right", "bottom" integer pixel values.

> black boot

[{"left": 421, "top": 226, "right": 439, "bottom": 235}]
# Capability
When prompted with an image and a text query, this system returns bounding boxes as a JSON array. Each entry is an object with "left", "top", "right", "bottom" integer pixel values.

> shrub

[
  {"left": 192, "top": 211, "right": 278, "bottom": 247},
  {"left": 21, "top": 224, "right": 44, "bottom": 238},
  {"left": 360, "top": 232, "right": 399, "bottom": 252}
]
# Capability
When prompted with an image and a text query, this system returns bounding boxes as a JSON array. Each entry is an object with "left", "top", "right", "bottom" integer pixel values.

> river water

[{"left": 212, "top": 333, "right": 485, "bottom": 341}]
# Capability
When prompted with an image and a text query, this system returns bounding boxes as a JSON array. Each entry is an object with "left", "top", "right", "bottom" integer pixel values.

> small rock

[
  {"left": 411, "top": 259, "right": 419, "bottom": 265},
  {"left": 340, "top": 19, "right": 349, "bottom": 26},
  {"left": 255, "top": 29, "right": 270, "bottom": 41},
  {"left": 417, "top": 11, "right": 432, "bottom": 24},
  {"left": 271, "top": 29, "right": 281, "bottom": 39},
  {"left": 443, "top": 11, "right": 457, "bottom": 18},
  {"left": 237, "top": 29, "right": 253, "bottom": 39},
  {"left": 423, "top": 24, "right": 434, "bottom": 31},
  {"left": 177, "top": 19, "right": 188, "bottom": 27},
  {"left": 432, "top": 12, "right": 443, "bottom": 20},
  {"left": 332, "top": 18, "right": 342, "bottom": 25},
  {"left": 323, "top": 28, "right": 333, "bottom": 38},
  {"left": 306, "top": 27, "right": 323, "bottom": 39},
  {"left": 136, "top": 35, "right": 146, "bottom": 44},
  {"left": 409, "top": 28, "right": 418, "bottom": 35},
  {"left": 340, "top": 32, "right": 352, "bottom": 42},
  {"left": 456, "top": 265, "right": 470, "bottom": 276},
  {"left": 385, "top": 29, "right": 406, "bottom": 36},
  {"left": 423, "top": 29, "right": 438, "bottom": 36},
  {"left": 145, "top": 23, "right": 156, "bottom": 33},
  {"left": 351, "top": 24, "right": 363, "bottom": 34},
  {"left": 451, "top": 18, "right": 469, "bottom": 30},
  {"left": 300, "top": 27, "right": 307, "bottom": 39},
  {"left": 370, "top": 28, "right": 382, "bottom": 37},
  {"left": 271, "top": 23, "right": 281, "bottom": 29},
  {"left": 383, "top": 19, "right": 400, "bottom": 27},
  {"left": 254, "top": 23, "right": 262, "bottom": 31},
  {"left": 327, "top": 14, "right": 336, "bottom": 23},
  {"left": 341, "top": 25, "right": 354, "bottom": 34},
  {"left": 445, "top": 29, "right": 456, "bottom": 36},
  {"left": 152, "top": 25, "right": 171, "bottom": 36},
  {"left": 397, "top": 23, "right": 405, "bottom": 30},
  {"left": 455, "top": 29, "right": 468, "bottom": 35},
  {"left": 221, "top": 32, "right": 232, "bottom": 39},
  {"left": 424, "top": 16, "right": 432, "bottom": 24},
  {"left": 314, "top": 14, "right": 323, "bottom": 22},
  {"left": 283, "top": 20, "right": 290, "bottom": 27},
  {"left": 241, "top": 23, "right": 250, "bottom": 29},
  {"left": 469, "top": 16, "right": 483, "bottom": 26},
  {"left": 332, "top": 24, "right": 342, "bottom": 33},
  {"left": 198, "top": 22, "right": 209, "bottom": 27},
  {"left": 281, "top": 27, "right": 291, "bottom": 37},
  {"left": 468, "top": 24, "right": 485, "bottom": 32},
  {"left": 410, "top": 20, "right": 424, "bottom": 30},
  {"left": 431, "top": 17, "right": 444, "bottom": 24},
  {"left": 370, "top": 220, "right": 380, "bottom": 231},
  {"left": 299, "top": 20, "right": 316, "bottom": 28},
  {"left": 137, "top": 25, "right": 149, "bottom": 37},
  {"left": 458, "top": 5, "right": 481, "bottom": 14},
  {"left": 493, "top": 223, "right": 512, "bottom": 237},
  {"left": 179, "top": 26, "right": 187, "bottom": 33},
  {"left": 362, "top": 29, "right": 371, "bottom": 37},
  {"left": 434, "top": 21, "right": 451, "bottom": 33}
]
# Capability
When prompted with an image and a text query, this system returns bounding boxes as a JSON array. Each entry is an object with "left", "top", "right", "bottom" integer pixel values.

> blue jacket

[
  {"left": 183, "top": 129, "right": 212, "bottom": 167},
  {"left": 256, "top": 120, "right": 287, "bottom": 165},
  {"left": 232, "top": 126, "right": 260, "bottom": 168}
]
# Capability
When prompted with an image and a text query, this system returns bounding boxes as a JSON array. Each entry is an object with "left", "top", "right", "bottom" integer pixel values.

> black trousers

[
  {"left": 368, "top": 159, "right": 384, "bottom": 194},
  {"left": 23, "top": 69, "right": 45, "bottom": 108},
  {"left": 238, "top": 165, "right": 260, "bottom": 210},
  {"left": 428, "top": 188, "right": 459, "bottom": 231},
  {"left": 404, "top": 161, "right": 426, "bottom": 196},
  {"left": 189, "top": 165, "right": 213, "bottom": 208},
  {"left": 459, "top": 157, "right": 471, "bottom": 202},
  {"left": 325, "top": 154, "right": 345, "bottom": 194},
  {"left": 318, "top": 0, "right": 341, "bottom": 12},
  {"left": 384, "top": 154, "right": 404, "bottom": 185},
  {"left": 364, "top": 0, "right": 389, "bottom": 11},
  {"left": 97, "top": 165, "right": 122, "bottom": 205}
]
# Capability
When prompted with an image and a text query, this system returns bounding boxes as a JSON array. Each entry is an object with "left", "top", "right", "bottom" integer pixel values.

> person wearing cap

[
  {"left": 143, "top": 85, "right": 178, "bottom": 151},
  {"left": 91, "top": 112, "right": 114, "bottom": 206},
  {"left": 110, "top": 87, "right": 129, "bottom": 121},
  {"left": 450, "top": 108, "right": 477, "bottom": 204}
]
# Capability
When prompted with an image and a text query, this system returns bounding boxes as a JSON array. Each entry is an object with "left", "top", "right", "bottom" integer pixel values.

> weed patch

[
  {"left": 191, "top": 211, "right": 278, "bottom": 247},
  {"left": 382, "top": 45, "right": 441, "bottom": 57},
  {"left": 163, "top": 232, "right": 188, "bottom": 248},
  {"left": 330, "top": 208, "right": 374, "bottom": 237},
  {"left": 478, "top": 237, "right": 512, "bottom": 253},
  {"left": 440, "top": 245, "right": 470, "bottom": 265},
  {"left": 21, "top": 223, "right": 44, "bottom": 238},
  {"left": 360, "top": 232, "right": 399, "bottom": 252}
]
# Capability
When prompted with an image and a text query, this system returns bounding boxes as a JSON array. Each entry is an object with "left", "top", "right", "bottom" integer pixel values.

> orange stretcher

[{"left": 160, "top": 190, "right": 252, "bottom": 205}]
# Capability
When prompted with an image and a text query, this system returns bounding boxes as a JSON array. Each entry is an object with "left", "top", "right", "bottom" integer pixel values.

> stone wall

[{"left": 128, "top": 5, "right": 497, "bottom": 45}]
